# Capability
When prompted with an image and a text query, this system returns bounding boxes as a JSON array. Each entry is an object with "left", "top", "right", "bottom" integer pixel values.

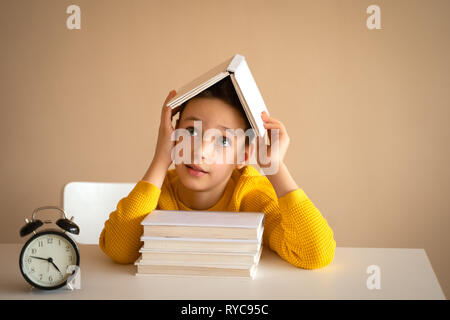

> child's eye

[
  {"left": 186, "top": 127, "right": 198, "bottom": 136},
  {"left": 216, "top": 136, "right": 231, "bottom": 147}
]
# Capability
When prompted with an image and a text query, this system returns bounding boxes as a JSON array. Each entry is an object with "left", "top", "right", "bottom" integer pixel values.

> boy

[{"left": 99, "top": 77, "right": 336, "bottom": 269}]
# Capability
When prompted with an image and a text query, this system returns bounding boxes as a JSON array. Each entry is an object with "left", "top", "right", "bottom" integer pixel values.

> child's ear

[{"left": 236, "top": 142, "right": 255, "bottom": 170}]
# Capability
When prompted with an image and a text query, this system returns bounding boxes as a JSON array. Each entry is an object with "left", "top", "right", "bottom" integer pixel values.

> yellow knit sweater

[{"left": 99, "top": 165, "right": 336, "bottom": 269}]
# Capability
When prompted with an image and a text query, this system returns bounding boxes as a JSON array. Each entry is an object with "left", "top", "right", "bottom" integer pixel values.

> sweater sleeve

[
  {"left": 258, "top": 188, "right": 336, "bottom": 269},
  {"left": 98, "top": 180, "right": 161, "bottom": 264}
]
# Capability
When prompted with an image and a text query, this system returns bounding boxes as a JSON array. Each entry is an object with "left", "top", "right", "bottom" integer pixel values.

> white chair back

[{"left": 63, "top": 182, "right": 135, "bottom": 244}]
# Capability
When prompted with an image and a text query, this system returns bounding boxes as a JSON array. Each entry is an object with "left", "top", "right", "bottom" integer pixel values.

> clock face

[{"left": 19, "top": 230, "right": 80, "bottom": 290}]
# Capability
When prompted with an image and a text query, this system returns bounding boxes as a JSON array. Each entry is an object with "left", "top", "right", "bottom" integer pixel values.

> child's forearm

[
  {"left": 265, "top": 162, "right": 299, "bottom": 198},
  {"left": 141, "top": 157, "right": 170, "bottom": 189},
  {"left": 99, "top": 178, "right": 162, "bottom": 264}
]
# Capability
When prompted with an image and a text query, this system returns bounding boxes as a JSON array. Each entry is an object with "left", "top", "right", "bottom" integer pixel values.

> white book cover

[
  {"left": 141, "top": 209, "right": 264, "bottom": 229},
  {"left": 167, "top": 54, "right": 269, "bottom": 138}
]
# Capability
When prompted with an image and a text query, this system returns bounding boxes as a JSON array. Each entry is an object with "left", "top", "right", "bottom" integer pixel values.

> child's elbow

[
  {"left": 99, "top": 229, "right": 138, "bottom": 265},
  {"left": 307, "top": 239, "right": 336, "bottom": 269},
  {"left": 288, "top": 240, "right": 336, "bottom": 270},
  {"left": 307, "top": 246, "right": 336, "bottom": 269},
  {"left": 100, "top": 244, "right": 138, "bottom": 265}
]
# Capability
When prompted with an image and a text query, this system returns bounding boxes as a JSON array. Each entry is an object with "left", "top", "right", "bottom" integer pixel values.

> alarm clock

[{"left": 19, "top": 206, "right": 80, "bottom": 290}]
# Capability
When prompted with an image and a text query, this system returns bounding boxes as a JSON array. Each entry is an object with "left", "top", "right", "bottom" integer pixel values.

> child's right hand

[{"left": 152, "top": 90, "right": 179, "bottom": 169}]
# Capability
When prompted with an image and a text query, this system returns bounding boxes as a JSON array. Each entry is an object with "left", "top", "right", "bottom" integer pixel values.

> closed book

[
  {"left": 138, "top": 245, "right": 262, "bottom": 266},
  {"left": 140, "top": 235, "right": 262, "bottom": 253},
  {"left": 141, "top": 210, "right": 265, "bottom": 240},
  {"left": 135, "top": 257, "right": 258, "bottom": 279}
]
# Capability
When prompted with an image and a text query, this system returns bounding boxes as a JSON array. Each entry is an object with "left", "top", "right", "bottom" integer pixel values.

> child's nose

[
  {"left": 192, "top": 137, "right": 216, "bottom": 163},
  {"left": 201, "top": 139, "right": 216, "bottom": 160}
]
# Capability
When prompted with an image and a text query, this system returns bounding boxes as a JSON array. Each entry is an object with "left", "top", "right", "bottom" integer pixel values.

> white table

[{"left": 0, "top": 244, "right": 445, "bottom": 300}]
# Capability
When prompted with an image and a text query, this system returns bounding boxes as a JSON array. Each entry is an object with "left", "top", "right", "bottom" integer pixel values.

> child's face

[{"left": 174, "top": 97, "right": 252, "bottom": 192}]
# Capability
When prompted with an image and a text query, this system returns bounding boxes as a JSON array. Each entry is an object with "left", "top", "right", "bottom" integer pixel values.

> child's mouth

[{"left": 184, "top": 164, "right": 208, "bottom": 177}]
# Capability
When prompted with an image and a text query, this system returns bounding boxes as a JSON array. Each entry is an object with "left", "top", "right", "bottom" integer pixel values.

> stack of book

[{"left": 134, "top": 210, "right": 265, "bottom": 279}]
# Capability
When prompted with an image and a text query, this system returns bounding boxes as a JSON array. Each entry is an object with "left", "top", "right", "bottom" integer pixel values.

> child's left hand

[{"left": 256, "top": 111, "right": 290, "bottom": 170}]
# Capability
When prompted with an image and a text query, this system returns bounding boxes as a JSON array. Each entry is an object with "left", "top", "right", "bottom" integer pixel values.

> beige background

[{"left": 1, "top": 0, "right": 449, "bottom": 298}]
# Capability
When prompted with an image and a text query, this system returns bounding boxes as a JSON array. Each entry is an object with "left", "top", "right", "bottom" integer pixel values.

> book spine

[
  {"left": 227, "top": 54, "right": 245, "bottom": 72},
  {"left": 142, "top": 240, "right": 261, "bottom": 253},
  {"left": 142, "top": 225, "right": 258, "bottom": 240}
]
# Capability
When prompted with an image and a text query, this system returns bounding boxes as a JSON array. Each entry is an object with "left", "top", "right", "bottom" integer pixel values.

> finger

[
  {"left": 265, "top": 128, "right": 272, "bottom": 145},
  {"left": 163, "top": 90, "right": 177, "bottom": 107},
  {"left": 161, "top": 90, "right": 177, "bottom": 122},
  {"left": 263, "top": 124, "right": 285, "bottom": 143},
  {"left": 264, "top": 120, "right": 287, "bottom": 133},
  {"left": 164, "top": 100, "right": 174, "bottom": 129},
  {"left": 263, "top": 117, "right": 280, "bottom": 125},
  {"left": 261, "top": 112, "right": 280, "bottom": 124},
  {"left": 256, "top": 135, "right": 270, "bottom": 154},
  {"left": 263, "top": 122, "right": 282, "bottom": 130}
]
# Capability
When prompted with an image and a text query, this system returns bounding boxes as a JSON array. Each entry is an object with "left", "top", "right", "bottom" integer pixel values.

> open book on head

[{"left": 167, "top": 54, "right": 270, "bottom": 140}]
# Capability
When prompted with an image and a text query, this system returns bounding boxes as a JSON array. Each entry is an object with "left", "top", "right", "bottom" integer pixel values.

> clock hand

[
  {"left": 48, "top": 257, "right": 62, "bottom": 274},
  {"left": 29, "top": 256, "right": 62, "bottom": 274},
  {"left": 29, "top": 256, "right": 48, "bottom": 261}
]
